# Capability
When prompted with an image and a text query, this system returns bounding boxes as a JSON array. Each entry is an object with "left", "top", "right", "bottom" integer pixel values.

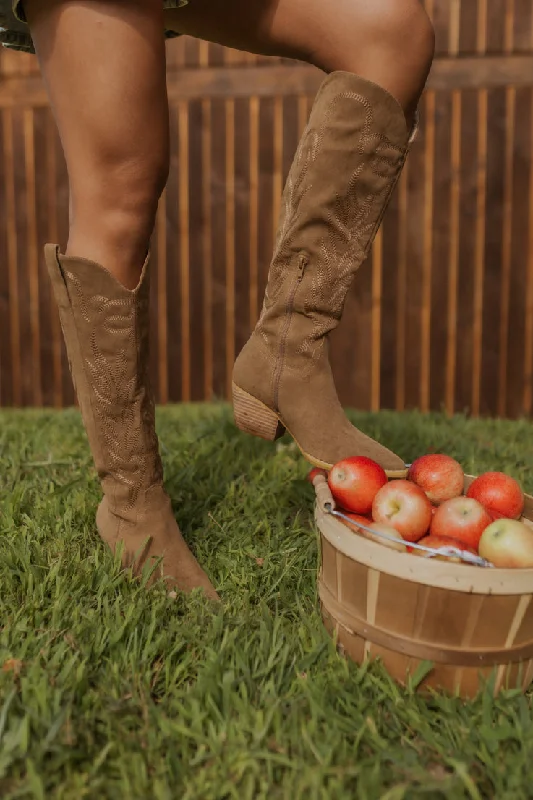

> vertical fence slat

[
  {"left": 3, "top": 110, "right": 21, "bottom": 406},
  {"left": 202, "top": 96, "right": 214, "bottom": 400},
  {"left": 156, "top": 188, "right": 169, "bottom": 404},
  {"left": 45, "top": 111, "right": 63, "bottom": 409},
  {"left": 272, "top": 96, "right": 283, "bottom": 243},
  {"left": 524, "top": 87, "right": 533, "bottom": 414},
  {"left": 178, "top": 101, "right": 191, "bottom": 402},
  {"left": 24, "top": 108, "right": 41, "bottom": 406},
  {"left": 371, "top": 230, "right": 382, "bottom": 413},
  {"left": 471, "top": 0, "right": 489, "bottom": 415},
  {"left": 225, "top": 98, "right": 235, "bottom": 400},
  {"left": 498, "top": 0, "right": 516, "bottom": 416},
  {"left": 395, "top": 167, "right": 409, "bottom": 412},
  {"left": 446, "top": 92, "right": 461, "bottom": 415},
  {"left": 249, "top": 97, "right": 260, "bottom": 330},
  {"left": 421, "top": 91, "right": 435, "bottom": 413}
]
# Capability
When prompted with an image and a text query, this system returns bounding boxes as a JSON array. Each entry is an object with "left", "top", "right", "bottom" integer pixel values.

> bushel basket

[{"left": 315, "top": 476, "right": 533, "bottom": 698}]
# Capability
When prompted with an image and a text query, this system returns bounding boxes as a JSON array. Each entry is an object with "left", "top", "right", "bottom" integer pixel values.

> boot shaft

[
  {"left": 257, "top": 71, "right": 413, "bottom": 364},
  {"left": 45, "top": 245, "right": 163, "bottom": 514}
]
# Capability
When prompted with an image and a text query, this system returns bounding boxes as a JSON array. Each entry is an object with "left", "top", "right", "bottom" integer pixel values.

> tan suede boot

[
  {"left": 45, "top": 245, "right": 218, "bottom": 600},
  {"left": 233, "top": 72, "right": 416, "bottom": 478}
]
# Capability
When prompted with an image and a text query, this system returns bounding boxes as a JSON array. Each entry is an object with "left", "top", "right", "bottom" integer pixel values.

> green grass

[{"left": 1, "top": 403, "right": 533, "bottom": 799}]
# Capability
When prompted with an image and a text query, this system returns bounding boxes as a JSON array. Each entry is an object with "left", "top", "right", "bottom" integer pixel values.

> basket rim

[{"left": 315, "top": 476, "right": 533, "bottom": 596}]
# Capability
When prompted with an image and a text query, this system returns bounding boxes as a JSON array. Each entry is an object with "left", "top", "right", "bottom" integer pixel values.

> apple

[
  {"left": 363, "top": 521, "right": 407, "bottom": 552},
  {"left": 467, "top": 472, "right": 524, "bottom": 520},
  {"left": 415, "top": 535, "right": 477, "bottom": 562},
  {"left": 307, "top": 467, "right": 327, "bottom": 484},
  {"left": 340, "top": 512, "right": 372, "bottom": 532},
  {"left": 372, "top": 479, "right": 432, "bottom": 542},
  {"left": 479, "top": 519, "right": 533, "bottom": 568},
  {"left": 430, "top": 497, "right": 491, "bottom": 550},
  {"left": 408, "top": 454, "right": 464, "bottom": 504},
  {"left": 328, "top": 456, "right": 387, "bottom": 515},
  {"left": 341, "top": 514, "right": 406, "bottom": 552}
]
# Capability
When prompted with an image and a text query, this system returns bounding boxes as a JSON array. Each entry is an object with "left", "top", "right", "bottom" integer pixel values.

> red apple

[
  {"left": 341, "top": 515, "right": 406, "bottom": 552},
  {"left": 328, "top": 456, "right": 387, "bottom": 515},
  {"left": 363, "top": 521, "right": 407, "bottom": 552},
  {"left": 307, "top": 467, "right": 327, "bottom": 484},
  {"left": 372, "top": 479, "right": 432, "bottom": 543},
  {"left": 430, "top": 497, "right": 491, "bottom": 550},
  {"left": 467, "top": 472, "right": 524, "bottom": 520},
  {"left": 479, "top": 519, "right": 533, "bottom": 568},
  {"left": 415, "top": 535, "right": 477, "bottom": 562},
  {"left": 408, "top": 454, "right": 464, "bottom": 504},
  {"left": 340, "top": 512, "right": 372, "bottom": 532}
]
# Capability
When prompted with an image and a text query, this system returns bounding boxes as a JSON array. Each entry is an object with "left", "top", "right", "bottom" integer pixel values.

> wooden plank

[
  {"left": 524, "top": 88, "right": 533, "bottom": 416},
  {"left": 429, "top": 91, "right": 452, "bottom": 415},
  {"left": 164, "top": 105, "right": 182, "bottom": 406},
  {"left": 421, "top": 91, "right": 436, "bottom": 412},
  {"left": 233, "top": 96, "right": 252, "bottom": 363},
  {"left": 3, "top": 110, "right": 21, "bottom": 406},
  {"left": 395, "top": 167, "right": 409, "bottom": 412},
  {"left": 187, "top": 99, "right": 206, "bottom": 402},
  {"left": 480, "top": 86, "right": 505, "bottom": 417},
  {"left": 497, "top": 3, "right": 517, "bottom": 416},
  {"left": 506, "top": 86, "right": 531, "bottom": 418},
  {"left": 0, "top": 105, "right": 10, "bottom": 405},
  {"left": 2, "top": 57, "right": 533, "bottom": 110},
  {"left": 178, "top": 101, "right": 191, "bottom": 402},
  {"left": 45, "top": 111, "right": 63, "bottom": 409},
  {"left": 225, "top": 97, "right": 235, "bottom": 400},
  {"left": 378, "top": 167, "right": 400, "bottom": 411},
  {"left": 154, "top": 190, "right": 169, "bottom": 405},
  {"left": 248, "top": 96, "right": 260, "bottom": 329},
  {"left": 257, "top": 97, "right": 275, "bottom": 349},
  {"left": 201, "top": 92, "right": 214, "bottom": 400},
  {"left": 370, "top": 230, "right": 383, "bottom": 413},
  {"left": 210, "top": 97, "right": 228, "bottom": 400},
  {"left": 445, "top": 91, "right": 462, "bottom": 415},
  {"left": 24, "top": 107, "right": 42, "bottom": 407}
]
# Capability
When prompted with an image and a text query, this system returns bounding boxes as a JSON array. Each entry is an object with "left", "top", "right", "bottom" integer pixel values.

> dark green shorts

[{"left": 0, "top": 0, "right": 187, "bottom": 53}]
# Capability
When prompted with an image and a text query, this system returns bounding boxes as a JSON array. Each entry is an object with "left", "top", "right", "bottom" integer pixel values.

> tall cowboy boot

[
  {"left": 233, "top": 71, "right": 416, "bottom": 478},
  {"left": 45, "top": 245, "right": 218, "bottom": 600}
]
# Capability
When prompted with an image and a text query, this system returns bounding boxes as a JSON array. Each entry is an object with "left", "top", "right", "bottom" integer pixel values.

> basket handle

[{"left": 312, "top": 473, "right": 336, "bottom": 512}]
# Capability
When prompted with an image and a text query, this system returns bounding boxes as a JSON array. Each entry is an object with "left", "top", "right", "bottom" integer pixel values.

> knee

[
  {"left": 358, "top": 0, "right": 435, "bottom": 78},
  {"left": 314, "top": 0, "right": 435, "bottom": 85}
]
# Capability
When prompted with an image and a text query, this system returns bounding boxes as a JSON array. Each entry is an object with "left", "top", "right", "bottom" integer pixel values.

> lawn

[{"left": 1, "top": 403, "right": 533, "bottom": 799}]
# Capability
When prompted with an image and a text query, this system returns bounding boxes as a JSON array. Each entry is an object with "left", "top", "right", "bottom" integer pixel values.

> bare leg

[
  {"left": 26, "top": 0, "right": 170, "bottom": 288},
  {"left": 165, "top": 0, "right": 435, "bottom": 126}
]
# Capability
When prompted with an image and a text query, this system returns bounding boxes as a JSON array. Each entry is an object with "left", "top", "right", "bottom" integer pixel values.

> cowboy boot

[
  {"left": 232, "top": 71, "right": 417, "bottom": 478},
  {"left": 45, "top": 245, "right": 218, "bottom": 600}
]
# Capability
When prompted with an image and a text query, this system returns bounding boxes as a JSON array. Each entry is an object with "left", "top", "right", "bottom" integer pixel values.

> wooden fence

[{"left": 0, "top": 0, "right": 532, "bottom": 419}]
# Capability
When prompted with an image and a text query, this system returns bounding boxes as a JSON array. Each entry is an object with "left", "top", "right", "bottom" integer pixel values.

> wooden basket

[{"left": 316, "top": 477, "right": 533, "bottom": 698}]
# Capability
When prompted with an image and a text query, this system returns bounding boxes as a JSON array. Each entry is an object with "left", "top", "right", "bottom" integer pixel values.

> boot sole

[{"left": 232, "top": 383, "right": 408, "bottom": 479}]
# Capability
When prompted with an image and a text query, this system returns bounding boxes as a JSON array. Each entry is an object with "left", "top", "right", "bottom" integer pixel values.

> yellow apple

[{"left": 478, "top": 519, "right": 533, "bottom": 568}]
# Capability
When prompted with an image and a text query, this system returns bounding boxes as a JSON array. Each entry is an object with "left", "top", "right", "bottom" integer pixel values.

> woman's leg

[
  {"left": 166, "top": 0, "right": 434, "bottom": 476},
  {"left": 165, "top": 0, "right": 434, "bottom": 126},
  {"left": 24, "top": 0, "right": 217, "bottom": 597},
  {"left": 26, "top": 0, "right": 169, "bottom": 289}
]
